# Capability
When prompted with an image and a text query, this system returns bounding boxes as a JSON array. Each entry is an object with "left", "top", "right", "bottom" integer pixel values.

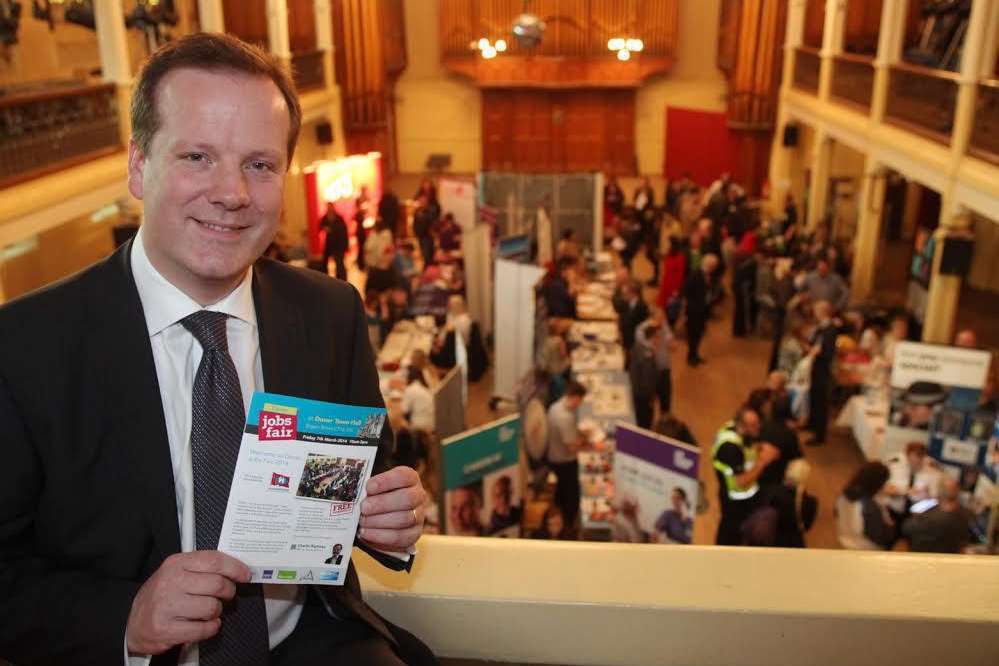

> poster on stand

[
  {"left": 493, "top": 259, "right": 546, "bottom": 401},
  {"left": 434, "top": 366, "right": 466, "bottom": 443},
  {"left": 885, "top": 342, "right": 993, "bottom": 473},
  {"left": 612, "top": 423, "right": 700, "bottom": 545},
  {"left": 439, "top": 177, "right": 477, "bottom": 230},
  {"left": 442, "top": 415, "right": 522, "bottom": 537}
]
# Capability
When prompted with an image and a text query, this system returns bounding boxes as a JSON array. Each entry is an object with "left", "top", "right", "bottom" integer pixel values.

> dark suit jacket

[
  {"left": 683, "top": 270, "right": 711, "bottom": 323},
  {"left": 0, "top": 241, "right": 403, "bottom": 665}
]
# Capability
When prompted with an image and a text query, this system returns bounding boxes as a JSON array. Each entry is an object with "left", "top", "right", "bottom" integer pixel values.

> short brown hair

[{"left": 130, "top": 32, "right": 302, "bottom": 163}]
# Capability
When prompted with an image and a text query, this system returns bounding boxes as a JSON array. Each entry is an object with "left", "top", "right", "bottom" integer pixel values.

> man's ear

[{"left": 127, "top": 139, "right": 146, "bottom": 200}]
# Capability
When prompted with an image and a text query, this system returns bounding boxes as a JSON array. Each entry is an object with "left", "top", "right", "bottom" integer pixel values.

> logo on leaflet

[
  {"left": 271, "top": 472, "right": 291, "bottom": 488},
  {"left": 277, "top": 570, "right": 298, "bottom": 581},
  {"left": 320, "top": 570, "right": 340, "bottom": 582},
  {"left": 299, "top": 570, "right": 315, "bottom": 582},
  {"left": 261, "top": 569, "right": 274, "bottom": 580},
  {"left": 259, "top": 409, "right": 297, "bottom": 441},
  {"left": 329, "top": 502, "right": 354, "bottom": 516}
]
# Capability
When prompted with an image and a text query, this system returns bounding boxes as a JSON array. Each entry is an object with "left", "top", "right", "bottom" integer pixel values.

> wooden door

[{"left": 482, "top": 89, "right": 636, "bottom": 173}]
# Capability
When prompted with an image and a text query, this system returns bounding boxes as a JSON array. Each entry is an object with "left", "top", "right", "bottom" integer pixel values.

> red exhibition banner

[{"left": 303, "top": 152, "right": 383, "bottom": 256}]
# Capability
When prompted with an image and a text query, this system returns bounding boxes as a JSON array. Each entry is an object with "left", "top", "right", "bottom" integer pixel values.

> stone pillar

[
  {"left": 949, "top": 0, "right": 992, "bottom": 162},
  {"left": 782, "top": 0, "right": 807, "bottom": 93},
  {"left": 197, "top": 0, "right": 225, "bottom": 33},
  {"left": 94, "top": 0, "right": 133, "bottom": 145},
  {"left": 849, "top": 160, "right": 886, "bottom": 301},
  {"left": 818, "top": 0, "right": 846, "bottom": 101},
  {"left": 870, "top": 0, "right": 903, "bottom": 123},
  {"left": 806, "top": 131, "right": 833, "bottom": 232},
  {"left": 267, "top": 0, "right": 292, "bottom": 65},
  {"left": 922, "top": 204, "right": 971, "bottom": 344},
  {"left": 314, "top": 0, "right": 334, "bottom": 89}
]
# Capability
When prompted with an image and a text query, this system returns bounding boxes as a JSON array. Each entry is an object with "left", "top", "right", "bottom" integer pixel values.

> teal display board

[{"left": 441, "top": 414, "right": 522, "bottom": 537}]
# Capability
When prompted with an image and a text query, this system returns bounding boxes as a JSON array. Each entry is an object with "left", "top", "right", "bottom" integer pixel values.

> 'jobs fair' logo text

[{"left": 259, "top": 411, "right": 297, "bottom": 441}]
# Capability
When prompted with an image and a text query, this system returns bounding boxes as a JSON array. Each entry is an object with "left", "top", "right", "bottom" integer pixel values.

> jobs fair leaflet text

[{"left": 218, "top": 392, "right": 387, "bottom": 585}]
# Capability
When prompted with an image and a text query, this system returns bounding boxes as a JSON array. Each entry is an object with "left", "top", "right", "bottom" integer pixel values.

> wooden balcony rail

[
  {"left": 969, "top": 79, "right": 999, "bottom": 165},
  {"left": 884, "top": 62, "right": 959, "bottom": 145},
  {"left": 0, "top": 82, "right": 121, "bottom": 189},
  {"left": 793, "top": 46, "right": 821, "bottom": 94},
  {"left": 830, "top": 53, "right": 874, "bottom": 110},
  {"left": 292, "top": 49, "right": 326, "bottom": 93}
]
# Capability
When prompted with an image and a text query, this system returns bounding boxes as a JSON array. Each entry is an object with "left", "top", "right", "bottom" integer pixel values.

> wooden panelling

[
  {"left": 222, "top": 0, "right": 268, "bottom": 47},
  {"left": 482, "top": 89, "right": 634, "bottom": 174},
  {"left": 831, "top": 53, "right": 875, "bottom": 110},
  {"left": 287, "top": 0, "right": 318, "bottom": 53},
  {"left": 440, "top": 0, "right": 677, "bottom": 86},
  {"left": 802, "top": 0, "right": 825, "bottom": 49},
  {"left": 970, "top": 80, "right": 999, "bottom": 166},
  {"left": 885, "top": 63, "right": 958, "bottom": 145},
  {"left": 332, "top": 0, "right": 407, "bottom": 173},
  {"left": 727, "top": 0, "right": 786, "bottom": 130},
  {"left": 844, "top": 0, "right": 883, "bottom": 56},
  {"left": 793, "top": 46, "right": 821, "bottom": 93}
]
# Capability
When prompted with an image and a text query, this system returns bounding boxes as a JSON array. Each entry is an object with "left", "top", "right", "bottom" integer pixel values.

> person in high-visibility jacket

[{"left": 712, "top": 406, "right": 780, "bottom": 545}]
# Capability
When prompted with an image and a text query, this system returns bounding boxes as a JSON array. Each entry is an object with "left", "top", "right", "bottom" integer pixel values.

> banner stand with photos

[
  {"left": 611, "top": 423, "right": 700, "bottom": 545},
  {"left": 441, "top": 414, "right": 523, "bottom": 538},
  {"left": 886, "top": 341, "right": 996, "bottom": 546}
]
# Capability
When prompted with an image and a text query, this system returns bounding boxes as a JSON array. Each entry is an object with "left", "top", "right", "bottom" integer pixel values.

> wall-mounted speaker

[
  {"left": 782, "top": 124, "right": 799, "bottom": 147},
  {"left": 939, "top": 237, "right": 973, "bottom": 277},
  {"left": 315, "top": 121, "right": 334, "bottom": 145}
]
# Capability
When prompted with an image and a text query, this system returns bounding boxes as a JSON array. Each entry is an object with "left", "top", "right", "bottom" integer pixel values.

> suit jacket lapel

[
  {"left": 99, "top": 240, "right": 181, "bottom": 558},
  {"left": 252, "top": 260, "right": 310, "bottom": 397}
]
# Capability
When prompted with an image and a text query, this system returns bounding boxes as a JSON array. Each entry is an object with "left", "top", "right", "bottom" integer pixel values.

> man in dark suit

[
  {"left": 319, "top": 203, "right": 349, "bottom": 280},
  {"left": 617, "top": 279, "right": 650, "bottom": 355},
  {"left": 682, "top": 253, "right": 719, "bottom": 366},
  {"left": 324, "top": 544, "right": 345, "bottom": 566},
  {"left": 806, "top": 299, "right": 839, "bottom": 446},
  {"left": 0, "top": 34, "right": 432, "bottom": 666}
]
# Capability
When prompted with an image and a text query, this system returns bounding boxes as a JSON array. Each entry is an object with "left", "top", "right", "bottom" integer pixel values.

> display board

[
  {"left": 464, "top": 224, "right": 493, "bottom": 336},
  {"left": 442, "top": 415, "right": 522, "bottom": 537},
  {"left": 886, "top": 342, "right": 993, "bottom": 466},
  {"left": 613, "top": 424, "right": 700, "bottom": 545},
  {"left": 479, "top": 172, "right": 599, "bottom": 255},
  {"left": 438, "top": 177, "right": 477, "bottom": 230},
  {"left": 303, "top": 152, "right": 383, "bottom": 256},
  {"left": 433, "top": 366, "right": 466, "bottom": 443},
  {"left": 493, "top": 258, "right": 546, "bottom": 401}
]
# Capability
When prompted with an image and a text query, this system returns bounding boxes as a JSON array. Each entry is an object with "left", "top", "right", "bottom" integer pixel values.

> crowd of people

[
  {"left": 279, "top": 169, "right": 995, "bottom": 552},
  {"left": 297, "top": 456, "right": 365, "bottom": 503}
]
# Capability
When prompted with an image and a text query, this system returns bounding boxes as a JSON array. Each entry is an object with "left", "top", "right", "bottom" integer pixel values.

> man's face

[
  {"left": 492, "top": 481, "right": 511, "bottom": 511},
  {"left": 332, "top": 544, "right": 342, "bottom": 555},
  {"left": 740, "top": 411, "right": 761, "bottom": 439},
  {"left": 128, "top": 68, "right": 290, "bottom": 302},
  {"left": 671, "top": 490, "right": 684, "bottom": 511},
  {"left": 817, "top": 260, "right": 829, "bottom": 277}
]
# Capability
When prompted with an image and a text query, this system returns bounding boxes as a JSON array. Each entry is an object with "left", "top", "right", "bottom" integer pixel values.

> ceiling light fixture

[{"left": 609, "top": 36, "right": 643, "bottom": 62}]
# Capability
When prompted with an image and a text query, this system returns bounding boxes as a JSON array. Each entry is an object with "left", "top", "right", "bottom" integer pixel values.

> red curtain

[{"left": 664, "top": 107, "right": 740, "bottom": 187}]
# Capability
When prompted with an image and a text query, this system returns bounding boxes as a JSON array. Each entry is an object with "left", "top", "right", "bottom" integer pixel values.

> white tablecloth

[{"left": 836, "top": 394, "right": 888, "bottom": 460}]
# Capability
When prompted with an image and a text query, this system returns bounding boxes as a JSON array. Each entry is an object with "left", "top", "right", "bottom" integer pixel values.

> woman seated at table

[
  {"left": 401, "top": 366, "right": 435, "bottom": 435},
  {"left": 835, "top": 462, "right": 895, "bottom": 550}
]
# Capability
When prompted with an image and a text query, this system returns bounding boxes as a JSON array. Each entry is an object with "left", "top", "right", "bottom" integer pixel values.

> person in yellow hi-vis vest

[{"left": 712, "top": 407, "right": 781, "bottom": 545}]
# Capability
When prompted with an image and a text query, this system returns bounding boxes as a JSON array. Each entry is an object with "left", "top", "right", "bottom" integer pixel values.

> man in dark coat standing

[
  {"left": 682, "top": 253, "right": 719, "bottom": 366},
  {"left": 320, "top": 202, "right": 349, "bottom": 280},
  {"left": 806, "top": 299, "right": 839, "bottom": 445}
]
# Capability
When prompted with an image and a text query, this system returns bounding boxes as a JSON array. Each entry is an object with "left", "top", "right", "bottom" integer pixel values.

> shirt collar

[{"left": 130, "top": 226, "right": 257, "bottom": 337}]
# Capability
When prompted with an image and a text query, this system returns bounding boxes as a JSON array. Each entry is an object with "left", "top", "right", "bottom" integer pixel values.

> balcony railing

[
  {"left": 0, "top": 82, "right": 122, "bottom": 188},
  {"left": 292, "top": 49, "right": 326, "bottom": 93},
  {"left": 793, "top": 47, "right": 821, "bottom": 94},
  {"left": 969, "top": 79, "right": 999, "bottom": 165},
  {"left": 884, "top": 63, "right": 959, "bottom": 145},
  {"left": 830, "top": 53, "right": 874, "bottom": 110}
]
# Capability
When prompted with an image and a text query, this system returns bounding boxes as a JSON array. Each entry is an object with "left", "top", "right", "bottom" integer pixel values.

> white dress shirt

[{"left": 126, "top": 227, "right": 304, "bottom": 665}]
